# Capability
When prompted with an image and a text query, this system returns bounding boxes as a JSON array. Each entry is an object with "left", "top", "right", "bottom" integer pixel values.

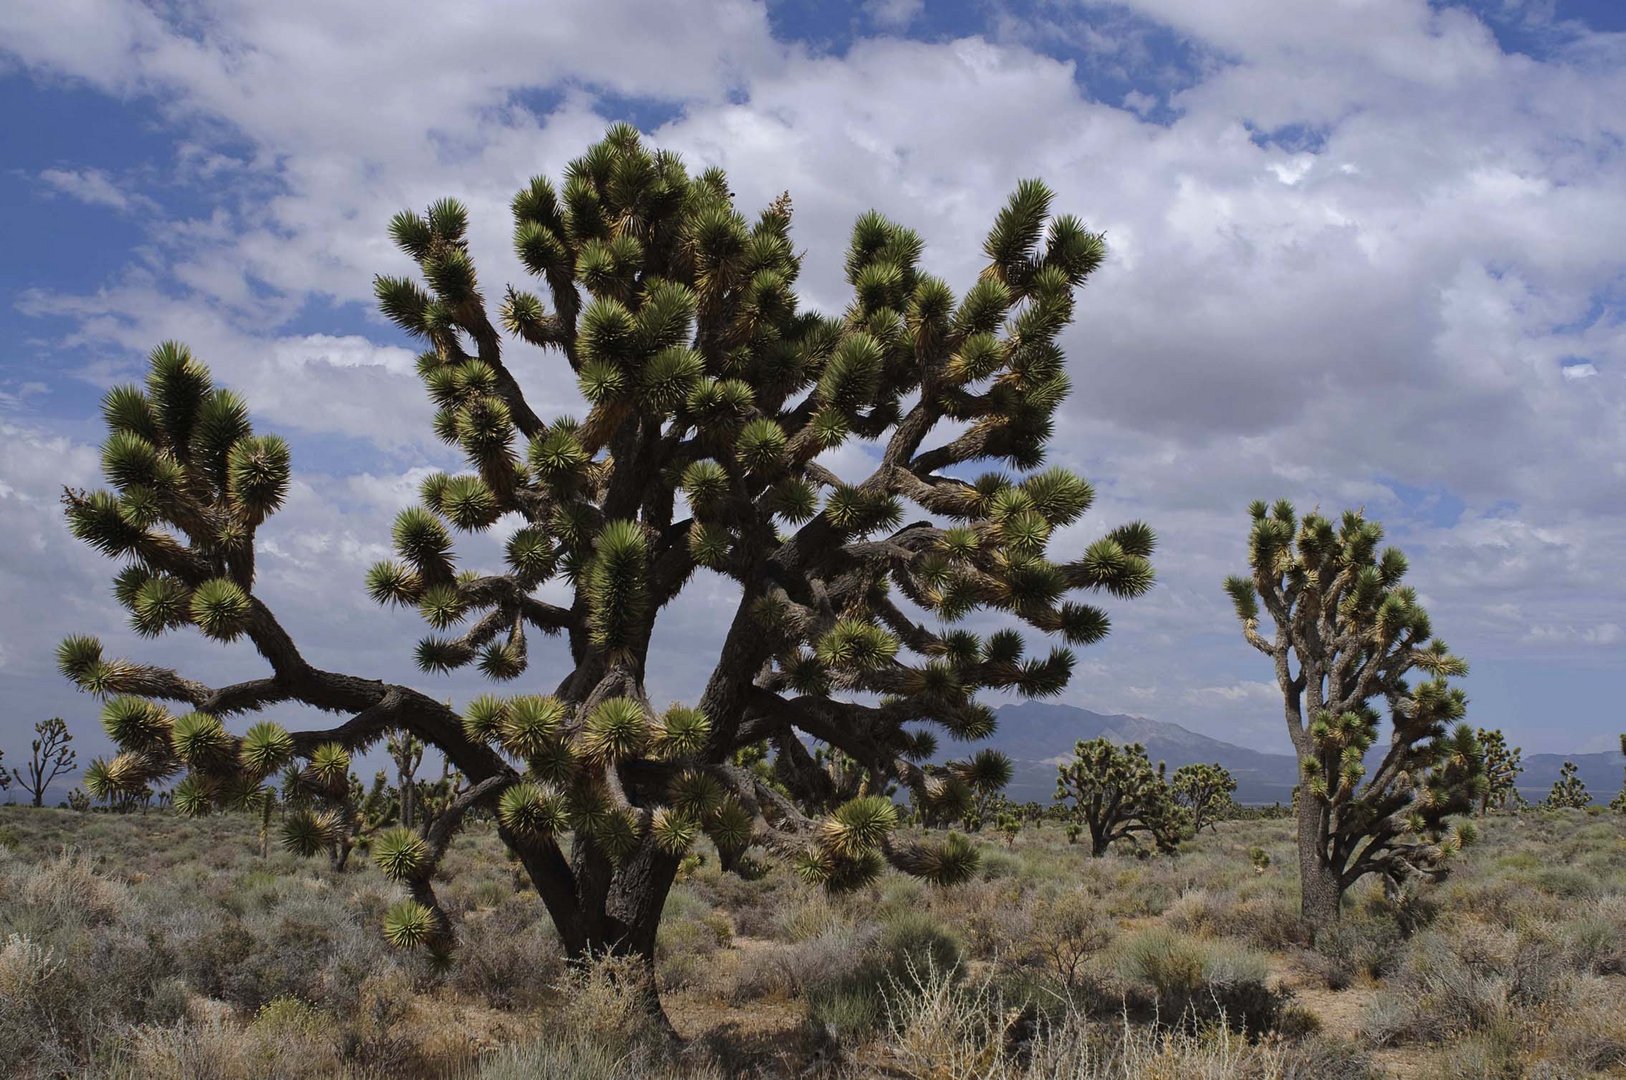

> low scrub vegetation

[{"left": 2, "top": 803, "right": 1623, "bottom": 1077}]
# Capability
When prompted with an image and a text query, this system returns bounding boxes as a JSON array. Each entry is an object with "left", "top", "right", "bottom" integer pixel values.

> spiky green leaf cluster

[{"left": 60, "top": 342, "right": 289, "bottom": 686}]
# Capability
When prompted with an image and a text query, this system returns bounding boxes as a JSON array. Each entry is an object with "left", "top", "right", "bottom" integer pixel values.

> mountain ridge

[{"left": 982, "top": 701, "right": 1625, "bottom": 805}]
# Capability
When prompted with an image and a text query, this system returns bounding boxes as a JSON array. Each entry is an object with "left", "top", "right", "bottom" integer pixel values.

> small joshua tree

[
  {"left": 388, "top": 729, "right": 426, "bottom": 829},
  {"left": 56, "top": 126, "right": 1152, "bottom": 1020},
  {"left": 1543, "top": 761, "right": 1591, "bottom": 809},
  {"left": 279, "top": 754, "right": 402, "bottom": 871},
  {"left": 914, "top": 747, "right": 1014, "bottom": 829},
  {"left": 13, "top": 718, "right": 78, "bottom": 808},
  {"left": 0, "top": 749, "right": 10, "bottom": 799},
  {"left": 1054, "top": 738, "right": 1184, "bottom": 856},
  {"left": 1170, "top": 762, "right": 1236, "bottom": 833},
  {"left": 1224, "top": 502, "right": 1485, "bottom": 931},
  {"left": 1610, "top": 735, "right": 1626, "bottom": 814},
  {"left": 994, "top": 800, "right": 1023, "bottom": 847},
  {"left": 1475, "top": 728, "right": 1523, "bottom": 815}
]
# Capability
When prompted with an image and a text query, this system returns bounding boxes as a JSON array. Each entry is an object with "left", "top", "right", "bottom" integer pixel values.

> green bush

[
  {"left": 805, "top": 908, "right": 964, "bottom": 1042},
  {"left": 1115, "top": 928, "right": 1284, "bottom": 1033}
]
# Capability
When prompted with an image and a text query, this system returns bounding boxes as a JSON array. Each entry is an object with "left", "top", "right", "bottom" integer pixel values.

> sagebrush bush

[
  {"left": 802, "top": 908, "right": 966, "bottom": 1042},
  {"left": 1115, "top": 928, "right": 1286, "bottom": 1034},
  {"left": 450, "top": 894, "right": 564, "bottom": 1008}
]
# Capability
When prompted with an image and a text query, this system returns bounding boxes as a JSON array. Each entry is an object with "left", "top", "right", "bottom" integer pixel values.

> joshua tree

[
  {"left": 1170, "top": 762, "right": 1237, "bottom": 833},
  {"left": 1475, "top": 728, "right": 1523, "bottom": 815},
  {"left": 1053, "top": 738, "right": 1185, "bottom": 856},
  {"left": 1543, "top": 761, "right": 1591, "bottom": 809},
  {"left": 1224, "top": 502, "right": 1485, "bottom": 931},
  {"left": 56, "top": 126, "right": 1153, "bottom": 1019},
  {"left": 388, "top": 729, "right": 426, "bottom": 829},
  {"left": 276, "top": 752, "right": 401, "bottom": 870},
  {"left": 0, "top": 749, "right": 10, "bottom": 799},
  {"left": 994, "top": 800, "right": 1023, "bottom": 846},
  {"left": 914, "top": 747, "right": 1014, "bottom": 829},
  {"left": 12, "top": 718, "right": 78, "bottom": 808},
  {"left": 1611, "top": 735, "right": 1626, "bottom": 813}
]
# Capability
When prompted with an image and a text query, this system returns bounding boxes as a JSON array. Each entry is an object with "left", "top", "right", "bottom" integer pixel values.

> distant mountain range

[{"left": 981, "top": 701, "right": 1626, "bottom": 806}]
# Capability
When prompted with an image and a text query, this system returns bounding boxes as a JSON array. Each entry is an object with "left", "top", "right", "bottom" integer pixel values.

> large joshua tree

[
  {"left": 58, "top": 126, "right": 1153, "bottom": 1014},
  {"left": 1224, "top": 502, "right": 1485, "bottom": 931}
]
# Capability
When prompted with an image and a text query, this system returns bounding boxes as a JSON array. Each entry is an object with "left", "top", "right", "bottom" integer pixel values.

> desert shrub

[
  {"left": 977, "top": 846, "right": 1023, "bottom": 881},
  {"left": 450, "top": 894, "right": 564, "bottom": 1008},
  {"left": 1114, "top": 928, "right": 1285, "bottom": 1034},
  {"left": 164, "top": 879, "right": 407, "bottom": 1014},
  {"left": 879, "top": 961, "right": 1374, "bottom": 1080},
  {"left": 657, "top": 906, "right": 732, "bottom": 991},
  {"left": 953, "top": 879, "right": 1034, "bottom": 962},
  {"left": 0, "top": 854, "right": 191, "bottom": 1075},
  {"left": 1361, "top": 921, "right": 1549, "bottom": 1045},
  {"left": 249, "top": 995, "right": 344, "bottom": 1072},
  {"left": 8, "top": 848, "right": 128, "bottom": 930},
  {"left": 774, "top": 885, "right": 842, "bottom": 943},
  {"left": 1554, "top": 891, "right": 1626, "bottom": 975},
  {"left": 1165, "top": 886, "right": 1307, "bottom": 951},
  {"left": 470, "top": 1036, "right": 720, "bottom": 1080},
  {"left": 1313, "top": 915, "right": 1404, "bottom": 988},
  {"left": 1416, "top": 1022, "right": 1524, "bottom": 1080},
  {"left": 1528, "top": 864, "right": 1601, "bottom": 901},
  {"left": 680, "top": 858, "right": 786, "bottom": 940},
  {"left": 1353, "top": 879, "right": 1440, "bottom": 936},
  {"left": 1026, "top": 889, "right": 1111, "bottom": 993},
  {"left": 804, "top": 908, "right": 965, "bottom": 1042},
  {"left": 336, "top": 971, "right": 421, "bottom": 1075},
  {"left": 1538, "top": 979, "right": 1626, "bottom": 1074},
  {"left": 727, "top": 922, "right": 877, "bottom": 1005}
]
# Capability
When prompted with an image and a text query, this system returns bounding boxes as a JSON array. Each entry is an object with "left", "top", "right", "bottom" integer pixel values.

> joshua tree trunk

[
  {"left": 1088, "top": 824, "right": 1111, "bottom": 857},
  {"left": 259, "top": 795, "right": 273, "bottom": 859},
  {"left": 1295, "top": 794, "right": 1341, "bottom": 931},
  {"left": 520, "top": 829, "right": 682, "bottom": 1032}
]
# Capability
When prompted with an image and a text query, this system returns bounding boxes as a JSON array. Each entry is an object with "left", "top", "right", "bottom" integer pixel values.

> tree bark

[
  {"left": 1088, "top": 821, "right": 1110, "bottom": 857},
  {"left": 1296, "top": 797, "right": 1342, "bottom": 932},
  {"left": 555, "top": 842, "right": 683, "bottom": 1038}
]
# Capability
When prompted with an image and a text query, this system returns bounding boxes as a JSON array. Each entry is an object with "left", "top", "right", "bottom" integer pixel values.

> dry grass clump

[
  {"left": 1109, "top": 927, "right": 1287, "bottom": 1034},
  {"left": 465, "top": 955, "right": 725, "bottom": 1080}
]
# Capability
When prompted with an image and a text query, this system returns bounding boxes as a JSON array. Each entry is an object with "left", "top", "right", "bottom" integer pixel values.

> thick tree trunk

[
  {"left": 1088, "top": 821, "right": 1110, "bottom": 857},
  {"left": 1296, "top": 798, "right": 1342, "bottom": 933},
  {"left": 548, "top": 833, "right": 683, "bottom": 1038}
]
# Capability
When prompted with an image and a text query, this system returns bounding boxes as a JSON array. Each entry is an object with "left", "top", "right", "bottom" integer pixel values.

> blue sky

[{"left": 2, "top": 0, "right": 1624, "bottom": 775}]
